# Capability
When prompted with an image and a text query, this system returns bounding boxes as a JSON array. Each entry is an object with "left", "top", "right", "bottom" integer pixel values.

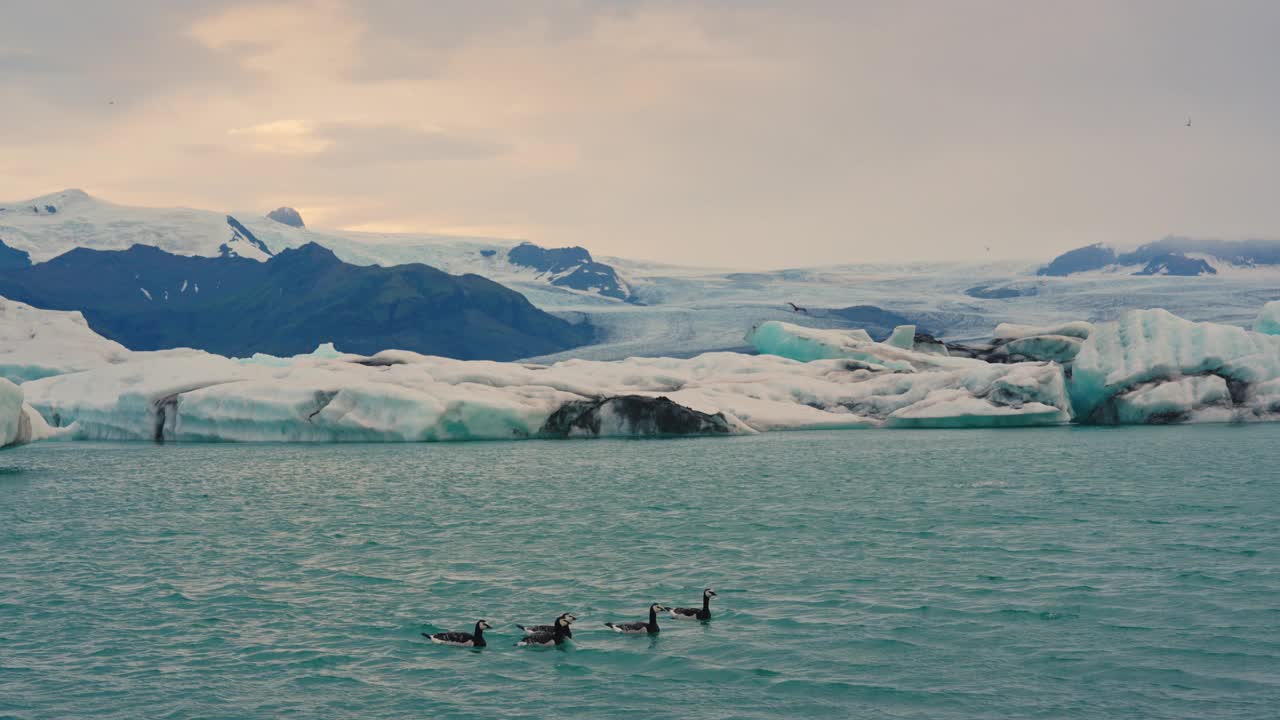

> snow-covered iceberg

[
  {"left": 1070, "top": 308, "right": 1280, "bottom": 424},
  {"left": 0, "top": 378, "right": 25, "bottom": 447},
  {"left": 745, "top": 321, "right": 1071, "bottom": 427},
  {"left": 1255, "top": 301, "right": 1280, "bottom": 336},
  {"left": 754, "top": 309, "right": 1280, "bottom": 427},
  {"left": 0, "top": 298, "right": 131, "bottom": 382},
  {"left": 22, "top": 331, "right": 1075, "bottom": 443},
  {"left": 12, "top": 298, "right": 1280, "bottom": 444},
  {"left": 0, "top": 378, "right": 55, "bottom": 449}
]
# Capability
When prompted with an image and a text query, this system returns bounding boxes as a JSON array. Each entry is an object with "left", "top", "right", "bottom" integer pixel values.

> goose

[
  {"left": 515, "top": 614, "right": 574, "bottom": 647},
  {"left": 517, "top": 613, "right": 576, "bottom": 638},
  {"left": 669, "top": 588, "right": 716, "bottom": 620},
  {"left": 423, "top": 620, "right": 491, "bottom": 647},
  {"left": 604, "top": 604, "right": 666, "bottom": 634}
]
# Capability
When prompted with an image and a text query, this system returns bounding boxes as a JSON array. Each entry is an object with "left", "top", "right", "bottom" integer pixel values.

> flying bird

[
  {"left": 1186, "top": 116, "right": 1192, "bottom": 127},
  {"left": 787, "top": 302, "right": 808, "bottom": 314}
]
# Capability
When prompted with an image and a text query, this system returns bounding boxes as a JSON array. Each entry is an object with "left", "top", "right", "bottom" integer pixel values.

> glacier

[{"left": 12, "top": 189, "right": 1280, "bottom": 364}]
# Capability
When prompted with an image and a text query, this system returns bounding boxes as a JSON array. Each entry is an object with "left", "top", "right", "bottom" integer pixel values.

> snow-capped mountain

[
  {"left": 0, "top": 189, "right": 274, "bottom": 261},
  {"left": 4, "top": 189, "right": 1280, "bottom": 363},
  {"left": 1037, "top": 237, "right": 1280, "bottom": 277},
  {"left": 0, "top": 189, "right": 634, "bottom": 302}
]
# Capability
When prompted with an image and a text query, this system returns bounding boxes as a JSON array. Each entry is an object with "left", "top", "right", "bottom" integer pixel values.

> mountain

[
  {"left": 0, "top": 243, "right": 593, "bottom": 360},
  {"left": 0, "top": 189, "right": 634, "bottom": 303},
  {"left": 1036, "top": 243, "right": 1117, "bottom": 276},
  {"left": 0, "top": 189, "right": 273, "bottom": 261},
  {"left": 267, "top": 206, "right": 305, "bottom": 228},
  {"left": 505, "top": 242, "right": 634, "bottom": 302},
  {"left": 0, "top": 239, "right": 31, "bottom": 270},
  {"left": 7, "top": 189, "right": 1280, "bottom": 362},
  {"left": 1038, "top": 237, "right": 1280, "bottom": 277}
]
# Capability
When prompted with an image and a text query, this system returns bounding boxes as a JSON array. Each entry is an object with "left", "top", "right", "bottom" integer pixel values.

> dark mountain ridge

[
  {"left": 1039, "top": 237, "right": 1280, "bottom": 277},
  {"left": 0, "top": 242, "right": 593, "bottom": 360}
]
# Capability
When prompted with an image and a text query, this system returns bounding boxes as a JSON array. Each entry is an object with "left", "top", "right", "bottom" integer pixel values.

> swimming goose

[
  {"left": 515, "top": 614, "right": 574, "bottom": 647},
  {"left": 604, "top": 604, "right": 666, "bottom": 634},
  {"left": 517, "top": 613, "right": 576, "bottom": 638},
  {"left": 423, "top": 620, "right": 491, "bottom": 647},
  {"left": 669, "top": 588, "right": 716, "bottom": 620}
]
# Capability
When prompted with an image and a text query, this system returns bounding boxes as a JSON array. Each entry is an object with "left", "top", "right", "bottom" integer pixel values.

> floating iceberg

[
  {"left": 755, "top": 309, "right": 1280, "bottom": 427},
  {"left": 1070, "top": 309, "right": 1280, "bottom": 424},
  {"left": 0, "top": 298, "right": 131, "bottom": 382},
  {"left": 746, "top": 321, "right": 1071, "bottom": 428},
  {"left": 0, "top": 378, "right": 24, "bottom": 447},
  {"left": 22, "top": 330, "right": 1075, "bottom": 443},
  {"left": 0, "top": 378, "right": 54, "bottom": 449},
  {"left": 1255, "top": 301, "right": 1280, "bottom": 336},
  {"left": 11, "top": 299, "right": 1280, "bottom": 444}
]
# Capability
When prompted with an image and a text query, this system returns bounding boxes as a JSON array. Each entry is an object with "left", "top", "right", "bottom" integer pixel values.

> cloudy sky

[{"left": 2, "top": 1, "right": 1278, "bottom": 268}]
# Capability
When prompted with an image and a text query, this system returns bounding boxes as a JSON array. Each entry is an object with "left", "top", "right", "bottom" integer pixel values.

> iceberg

[
  {"left": 22, "top": 333, "right": 1075, "bottom": 442},
  {"left": 0, "top": 298, "right": 131, "bottom": 382},
  {"left": 992, "top": 321, "right": 1094, "bottom": 341},
  {"left": 13, "top": 297, "right": 1280, "bottom": 443},
  {"left": 0, "top": 378, "right": 54, "bottom": 449},
  {"left": 1255, "top": 300, "right": 1280, "bottom": 336},
  {"left": 746, "top": 321, "right": 970, "bottom": 371},
  {"left": 1070, "top": 308, "right": 1280, "bottom": 424},
  {"left": 0, "top": 378, "right": 24, "bottom": 447}
]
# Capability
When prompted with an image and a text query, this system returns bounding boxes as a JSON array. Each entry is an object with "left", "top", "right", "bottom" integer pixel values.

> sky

[{"left": 2, "top": 0, "right": 1279, "bottom": 269}]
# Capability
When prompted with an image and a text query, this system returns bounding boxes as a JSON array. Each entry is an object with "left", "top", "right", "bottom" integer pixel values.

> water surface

[{"left": 3, "top": 427, "right": 1278, "bottom": 719}]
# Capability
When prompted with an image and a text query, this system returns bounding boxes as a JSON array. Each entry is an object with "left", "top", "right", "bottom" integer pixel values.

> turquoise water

[{"left": 3, "top": 428, "right": 1279, "bottom": 719}]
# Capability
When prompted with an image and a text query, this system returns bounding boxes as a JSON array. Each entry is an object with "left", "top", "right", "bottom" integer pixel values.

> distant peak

[
  {"left": 267, "top": 206, "right": 305, "bottom": 229},
  {"left": 272, "top": 242, "right": 340, "bottom": 265},
  {"left": 31, "top": 188, "right": 91, "bottom": 205},
  {"left": 2, "top": 188, "right": 92, "bottom": 217}
]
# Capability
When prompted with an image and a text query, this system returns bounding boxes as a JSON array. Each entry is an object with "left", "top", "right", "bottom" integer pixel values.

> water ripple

[{"left": 2, "top": 428, "right": 1279, "bottom": 718}]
